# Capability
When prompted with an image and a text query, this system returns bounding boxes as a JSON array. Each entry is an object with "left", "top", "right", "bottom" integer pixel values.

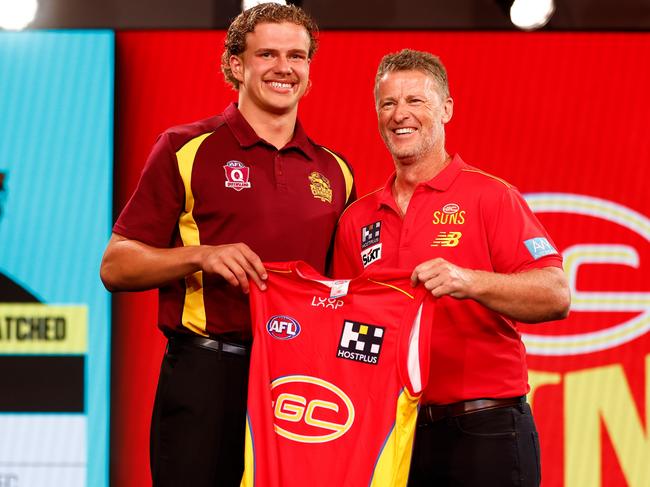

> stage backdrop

[
  {"left": 0, "top": 31, "right": 113, "bottom": 487},
  {"left": 113, "top": 31, "right": 650, "bottom": 487}
]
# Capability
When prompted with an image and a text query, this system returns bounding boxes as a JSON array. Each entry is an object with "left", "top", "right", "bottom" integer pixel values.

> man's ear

[
  {"left": 230, "top": 55, "right": 244, "bottom": 83},
  {"left": 442, "top": 97, "right": 454, "bottom": 124}
]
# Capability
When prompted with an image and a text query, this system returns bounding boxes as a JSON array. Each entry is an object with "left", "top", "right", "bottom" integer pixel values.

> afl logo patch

[
  {"left": 266, "top": 315, "right": 301, "bottom": 340},
  {"left": 223, "top": 160, "right": 251, "bottom": 191}
]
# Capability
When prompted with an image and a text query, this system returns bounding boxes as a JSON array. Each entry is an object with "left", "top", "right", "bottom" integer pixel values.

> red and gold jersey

[
  {"left": 242, "top": 261, "right": 434, "bottom": 487},
  {"left": 113, "top": 103, "right": 355, "bottom": 340},
  {"left": 333, "top": 154, "right": 563, "bottom": 404}
]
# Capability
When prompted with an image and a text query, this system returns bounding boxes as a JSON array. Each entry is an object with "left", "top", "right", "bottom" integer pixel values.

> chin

[{"left": 387, "top": 144, "right": 416, "bottom": 160}]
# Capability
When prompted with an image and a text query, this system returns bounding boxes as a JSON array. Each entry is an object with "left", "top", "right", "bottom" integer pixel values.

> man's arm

[
  {"left": 411, "top": 258, "right": 570, "bottom": 323},
  {"left": 100, "top": 233, "right": 267, "bottom": 294}
]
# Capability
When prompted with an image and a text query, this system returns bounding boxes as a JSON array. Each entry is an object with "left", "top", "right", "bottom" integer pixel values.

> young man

[
  {"left": 100, "top": 4, "right": 354, "bottom": 486},
  {"left": 332, "top": 49, "right": 570, "bottom": 486}
]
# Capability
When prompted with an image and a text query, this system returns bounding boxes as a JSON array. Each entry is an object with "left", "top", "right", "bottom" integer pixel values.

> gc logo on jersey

[
  {"left": 360, "top": 221, "right": 382, "bottom": 267},
  {"left": 266, "top": 315, "right": 301, "bottom": 340},
  {"left": 271, "top": 375, "right": 355, "bottom": 443},
  {"left": 337, "top": 320, "right": 384, "bottom": 365}
]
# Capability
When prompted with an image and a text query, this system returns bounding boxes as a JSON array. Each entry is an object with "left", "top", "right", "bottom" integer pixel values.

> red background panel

[{"left": 113, "top": 31, "right": 650, "bottom": 486}]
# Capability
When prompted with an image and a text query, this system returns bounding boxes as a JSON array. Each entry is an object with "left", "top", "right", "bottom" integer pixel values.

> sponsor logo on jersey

[
  {"left": 360, "top": 221, "right": 382, "bottom": 267},
  {"left": 308, "top": 171, "right": 332, "bottom": 203},
  {"left": 311, "top": 296, "right": 344, "bottom": 309},
  {"left": 361, "top": 243, "right": 382, "bottom": 268},
  {"left": 361, "top": 221, "right": 381, "bottom": 249},
  {"left": 223, "top": 160, "right": 251, "bottom": 191},
  {"left": 524, "top": 237, "right": 558, "bottom": 260},
  {"left": 432, "top": 203, "right": 466, "bottom": 225},
  {"left": 266, "top": 315, "right": 301, "bottom": 340},
  {"left": 271, "top": 375, "right": 355, "bottom": 443},
  {"left": 431, "top": 231, "right": 462, "bottom": 247},
  {"left": 337, "top": 320, "right": 384, "bottom": 365}
]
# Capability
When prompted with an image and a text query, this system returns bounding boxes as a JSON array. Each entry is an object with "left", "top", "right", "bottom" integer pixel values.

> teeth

[
  {"left": 269, "top": 81, "right": 292, "bottom": 89},
  {"left": 395, "top": 128, "right": 415, "bottom": 134}
]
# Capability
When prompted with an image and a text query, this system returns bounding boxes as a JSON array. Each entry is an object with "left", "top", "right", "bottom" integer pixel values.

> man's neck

[
  {"left": 392, "top": 150, "right": 451, "bottom": 216},
  {"left": 238, "top": 99, "right": 298, "bottom": 149}
]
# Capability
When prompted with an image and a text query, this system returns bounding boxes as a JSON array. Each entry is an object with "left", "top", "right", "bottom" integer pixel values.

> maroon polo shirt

[{"left": 114, "top": 103, "right": 355, "bottom": 341}]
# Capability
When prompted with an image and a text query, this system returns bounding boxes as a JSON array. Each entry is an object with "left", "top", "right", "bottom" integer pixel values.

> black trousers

[
  {"left": 408, "top": 402, "right": 541, "bottom": 487},
  {"left": 150, "top": 338, "right": 250, "bottom": 487}
]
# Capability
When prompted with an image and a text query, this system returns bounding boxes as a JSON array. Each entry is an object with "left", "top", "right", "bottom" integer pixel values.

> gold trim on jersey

[
  {"left": 241, "top": 416, "right": 254, "bottom": 487},
  {"left": 461, "top": 168, "right": 513, "bottom": 188},
  {"left": 370, "top": 388, "right": 420, "bottom": 486},
  {"left": 339, "top": 186, "right": 383, "bottom": 219},
  {"left": 367, "top": 279, "right": 415, "bottom": 300},
  {"left": 320, "top": 146, "right": 354, "bottom": 204},
  {"left": 176, "top": 131, "right": 213, "bottom": 336}
]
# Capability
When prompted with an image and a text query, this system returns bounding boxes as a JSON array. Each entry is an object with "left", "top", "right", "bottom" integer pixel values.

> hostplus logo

[{"left": 336, "top": 320, "right": 384, "bottom": 365}]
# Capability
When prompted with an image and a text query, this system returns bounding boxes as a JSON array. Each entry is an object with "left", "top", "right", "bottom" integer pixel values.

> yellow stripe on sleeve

[{"left": 321, "top": 146, "right": 354, "bottom": 204}]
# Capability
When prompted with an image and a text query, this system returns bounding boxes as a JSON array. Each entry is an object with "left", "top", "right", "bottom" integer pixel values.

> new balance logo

[{"left": 431, "top": 231, "right": 462, "bottom": 247}]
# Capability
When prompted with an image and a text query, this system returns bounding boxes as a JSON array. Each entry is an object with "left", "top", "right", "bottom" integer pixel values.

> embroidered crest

[
  {"left": 308, "top": 171, "right": 332, "bottom": 203},
  {"left": 223, "top": 160, "right": 251, "bottom": 191}
]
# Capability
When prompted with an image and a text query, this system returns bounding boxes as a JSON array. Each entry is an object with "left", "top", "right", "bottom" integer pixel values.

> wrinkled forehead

[{"left": 376, "top": 70, "right": 440, "bottom": 98}]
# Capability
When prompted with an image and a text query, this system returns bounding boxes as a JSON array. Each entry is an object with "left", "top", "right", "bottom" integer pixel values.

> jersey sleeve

[
  {"left": 113, "top": 132, "right": 185, "bottom": 247},
  {"left": 486, "top": 185, "right": 563, "bottom": 273}
]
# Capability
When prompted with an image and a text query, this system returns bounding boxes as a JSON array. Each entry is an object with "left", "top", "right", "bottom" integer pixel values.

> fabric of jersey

[
  {"left": 113, "top": 102, "right": 355, "bottom": 341},
  {"left": 332, "top": 154, "right": 563, "bottom": 404},
  {"left": 242, "top": 261, "right": 434, "bottom": 487}
]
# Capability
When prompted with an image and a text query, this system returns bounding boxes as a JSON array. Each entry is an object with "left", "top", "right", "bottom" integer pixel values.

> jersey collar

[
  {"left": 376, "top": 153, "right": 466, "bottom": 211},
  {"left": 223, "top": 102, "right": 316, "bottom": 160}
]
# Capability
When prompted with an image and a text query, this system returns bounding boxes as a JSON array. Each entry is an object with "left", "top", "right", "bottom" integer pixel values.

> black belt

[
  {"left": 418, "top": 396, "right": 525, "bottom": 426},
  {"left": 169, "top": 335, "right": 249, "bottom": 356}
]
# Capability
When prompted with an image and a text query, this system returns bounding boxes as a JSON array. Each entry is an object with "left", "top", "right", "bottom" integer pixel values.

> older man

[{"left": 333, "top": 49, "right": 569, "bottom": 486}]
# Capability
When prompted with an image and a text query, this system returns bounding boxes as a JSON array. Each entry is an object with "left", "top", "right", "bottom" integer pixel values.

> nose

[
  {"left": 274, "top": 55, "right": 293, "bottom": 75},
  {"left": 392, "top": 101, "right": 411, "bottom": 123}
]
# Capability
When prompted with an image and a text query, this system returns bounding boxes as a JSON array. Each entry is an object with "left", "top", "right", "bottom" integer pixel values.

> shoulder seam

[
  {"left": 339, "top": 186, "right": 383, "bottom": 219},
  {"left": 460, "top": 168, "right": 513, "bottom": 188}
]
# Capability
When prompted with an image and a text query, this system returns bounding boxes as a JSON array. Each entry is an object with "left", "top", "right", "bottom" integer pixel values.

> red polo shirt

[
  {"left": 332, "top": 154, "right": 562, "bottom": 404},
  {"left": 114, "top": 103, "right": 355, "bottom": 341}
]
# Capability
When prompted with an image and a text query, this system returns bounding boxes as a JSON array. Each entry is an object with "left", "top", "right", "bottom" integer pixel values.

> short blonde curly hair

[{"left": 221, "top": 3, "right": 319, "bottom": 90}]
